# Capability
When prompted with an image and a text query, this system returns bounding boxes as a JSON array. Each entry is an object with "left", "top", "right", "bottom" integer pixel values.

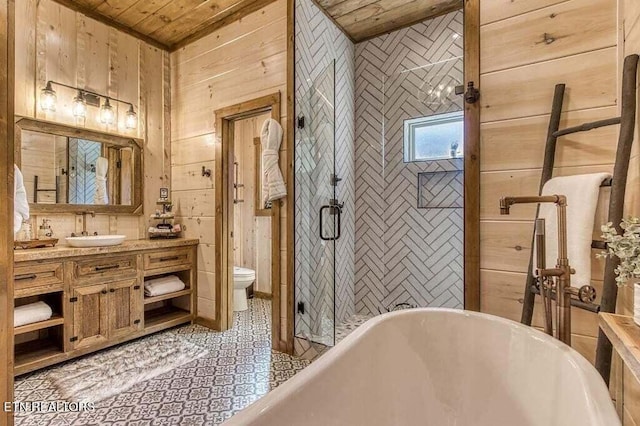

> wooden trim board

[
  {"left": 285, "top": 0, "right": 295, "bottom": 355},
  {"left": 214, "top": 93, "right": 283, "bottom": 351},
  {"left": 254, "top": 291, "right": 273, "bottom": 300},
  {"left": 1, "top": 0, "right": 14, "bottom": 423},
  {"left": 464, "top": 0, "right": 481, "bottom": 311}
]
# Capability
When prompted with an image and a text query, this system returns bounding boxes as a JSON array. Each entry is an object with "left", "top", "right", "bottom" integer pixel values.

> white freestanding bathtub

[{"left": 226, "top": 309, "right": 619, "bottom": 426}]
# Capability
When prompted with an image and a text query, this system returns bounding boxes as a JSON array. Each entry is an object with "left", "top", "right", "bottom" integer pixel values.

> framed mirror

[{"left": 15, "top": 118, "right": 143, "bottom": 214}]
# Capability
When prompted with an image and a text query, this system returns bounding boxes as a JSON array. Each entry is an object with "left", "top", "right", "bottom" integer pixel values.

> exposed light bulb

[
  {"left": 100, "top": 98, "right": 115, "bottom": 124},
  {"left": 72, "top": 90, "right": 87, "bottom": 119},
  {"left": 125, "top": 105, "right": 137, "bottom": 129},
  {"left": 40, "top": 82, "right": 57, "bottom": 112}
]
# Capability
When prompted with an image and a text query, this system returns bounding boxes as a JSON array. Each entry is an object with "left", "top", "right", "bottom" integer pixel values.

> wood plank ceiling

[
  {"left": 52, "top": 0, "right": 278, "bottom": 51},
  {"left": 314, "top": 0, "right": 463, "bottom": 42},
  {"left": 54, "top": 0, "right": 461, "bottom": 49}
]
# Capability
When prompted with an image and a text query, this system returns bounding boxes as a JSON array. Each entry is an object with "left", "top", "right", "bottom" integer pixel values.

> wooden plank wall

[
  {"left": 0, "top": 0, "right": 12, "bottom": 422},
  {"left": 170, "top": 0, "right": 287, "bottom": 325},
  {"left": 618, "top": 1, "right": 640, "bottom": 423},
  {"left": 14, "top": 0, "right": 170, "bottom": 242},
  {"left": 478, "top": 0, "right": 621, "bottom": 364},
  {"left": 233, "top": 113, "right": 273, "bottom": 295}
]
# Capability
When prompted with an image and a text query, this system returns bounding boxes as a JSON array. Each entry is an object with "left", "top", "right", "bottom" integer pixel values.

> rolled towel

[
  {"left": 14, "top": 301, "right": 53, "bottom": 328},
  {"left": 144, "top": 275, "right": 185, "bottom": 297}
]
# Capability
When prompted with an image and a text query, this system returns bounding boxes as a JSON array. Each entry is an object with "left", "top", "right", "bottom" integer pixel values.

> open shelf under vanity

[
  {"left": 14, "top": 326, "right": 65, "bottom": 372},
  {"left": 13, "top": 288, "right": 66, "bottom": 373},
  {"left": 143, "top": 267, "right": 195, "bottom": 333},
  {"left": 144, "top": 305, "right": 192, "bottom": 332}
]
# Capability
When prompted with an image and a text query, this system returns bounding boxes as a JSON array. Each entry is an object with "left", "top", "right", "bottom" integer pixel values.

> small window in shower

[{"left": 403, "top": 111, "right": 463, "bottom": 162}]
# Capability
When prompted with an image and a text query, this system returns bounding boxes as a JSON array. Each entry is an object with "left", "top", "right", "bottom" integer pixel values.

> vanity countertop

[{"left": 14, "top": 238, "right": 199, "bottom": 262}]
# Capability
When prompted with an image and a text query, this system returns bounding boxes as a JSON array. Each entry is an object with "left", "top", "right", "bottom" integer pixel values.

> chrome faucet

[{"left": 499, "top": 195, "right": 573, "bottom": 345}]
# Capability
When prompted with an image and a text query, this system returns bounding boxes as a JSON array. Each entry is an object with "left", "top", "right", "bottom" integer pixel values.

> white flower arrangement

[{"left": 599, "top": 217, "right": 640, "bottom": 286}]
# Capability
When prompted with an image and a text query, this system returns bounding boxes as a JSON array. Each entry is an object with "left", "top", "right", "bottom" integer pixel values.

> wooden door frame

[
  {"left": 1, "top": 0, "right": 14, "bottom": 424},
  {"left": 285, "top": 0, "right": 295, "bottom": 354},
  {"left": 463, "top": 0, "right": 480, "bottom": 311},
  {"left": 213, "top": 93, "right": 283, "bottom": 350}
]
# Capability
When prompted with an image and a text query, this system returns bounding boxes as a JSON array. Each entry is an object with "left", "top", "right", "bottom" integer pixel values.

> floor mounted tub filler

[{"left": 227, "top": 309, "right": 619, "bottom": 426}]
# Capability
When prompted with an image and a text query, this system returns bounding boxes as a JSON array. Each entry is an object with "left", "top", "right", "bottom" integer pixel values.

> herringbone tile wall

[
  {"left": 294, "top": 0, "right": 355, "bottom": 344},
  {"left": 68, "top": 139, "right": 101, "bottom": 204},
  {"left": 354, "top": 11, "right": 464, "bottom": 315}
]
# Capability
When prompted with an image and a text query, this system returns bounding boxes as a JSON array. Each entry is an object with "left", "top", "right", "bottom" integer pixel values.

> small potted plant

[{"left": 600, "top": 217, "right": 640, "bottom": 325}]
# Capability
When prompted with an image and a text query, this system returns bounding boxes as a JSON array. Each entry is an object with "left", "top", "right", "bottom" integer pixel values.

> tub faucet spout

[{"left": 498, "top": 194, "right": 573, "bottom": 345}]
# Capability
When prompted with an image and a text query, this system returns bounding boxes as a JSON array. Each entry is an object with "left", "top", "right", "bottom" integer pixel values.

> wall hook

[{"left": 202, "top": 166, "right": 212, "bottom": 177}]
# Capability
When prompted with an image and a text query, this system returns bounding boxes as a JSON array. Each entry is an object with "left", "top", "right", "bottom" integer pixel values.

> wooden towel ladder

[{"left": 520, "top": 54, "right": 639, "bottom": 385}]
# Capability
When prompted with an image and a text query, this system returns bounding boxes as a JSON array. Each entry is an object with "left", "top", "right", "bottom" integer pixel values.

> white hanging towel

[
  {"left": 94, "top": 157, "right": 109, "bottom": 205},
  {"left": 261, "top": 118, "right": 287, "bottom": 205},
  {"left": 532, "top": 172, "right": 611, "bottom": 287},
  {"left": 14, "top": 164, "right": 29, "bottom": 234}
]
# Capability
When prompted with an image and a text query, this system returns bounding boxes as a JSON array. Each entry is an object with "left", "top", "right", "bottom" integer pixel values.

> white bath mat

[{"left": 48, "top": 333, "right": 208, "bottom": 403}]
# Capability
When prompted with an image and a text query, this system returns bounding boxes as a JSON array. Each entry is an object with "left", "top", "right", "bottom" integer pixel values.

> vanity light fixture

[
  {"left": 39, "top": 80, "right": 137, "bottom": 128},
  {"left": 40, "top": 81, "right": 57, "bottom": 112},
  {"left": 100, "top": 98, "right": 115, "bottom": 124},
  {"left": 125, "top": 105, "right": 138, "bottom": 129},
  {"left": 72, "top": 90, "right": 87, "bottom": 119}
]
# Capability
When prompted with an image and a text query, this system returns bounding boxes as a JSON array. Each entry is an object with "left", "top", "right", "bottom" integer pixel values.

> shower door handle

[{"left": 319, "top": 205, "right": 341, "bottom": 241}]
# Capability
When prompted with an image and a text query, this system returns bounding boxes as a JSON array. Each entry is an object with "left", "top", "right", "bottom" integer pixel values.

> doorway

[{"left": 213, "top": 93, "right": 283, "bottom": 350}]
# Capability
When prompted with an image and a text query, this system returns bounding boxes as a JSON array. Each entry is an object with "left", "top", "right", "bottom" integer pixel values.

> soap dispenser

[{"left": 38, "top": 219, "right": 52, "bottom": 239}]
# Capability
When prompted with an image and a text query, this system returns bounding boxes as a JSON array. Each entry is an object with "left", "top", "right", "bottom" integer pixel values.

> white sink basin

[{"left": 65, "top": 235, "right": 126, "bottom": 248}]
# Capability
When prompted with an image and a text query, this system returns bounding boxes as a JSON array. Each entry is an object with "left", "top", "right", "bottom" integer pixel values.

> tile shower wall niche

[
  {"left": 354, "top": 11, "right": 464, "bottom": 315},
  {"left": 418, "top": 170, "right": 463, "bottom": 209}
]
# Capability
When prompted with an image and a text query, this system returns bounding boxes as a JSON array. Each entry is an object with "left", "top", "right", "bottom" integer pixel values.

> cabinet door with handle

[
  {"left": 71, "top": 284, "right": 109, "bottom": 349},
  {"left": 109, "top": 278, "right": 143, "bottom": 339}
]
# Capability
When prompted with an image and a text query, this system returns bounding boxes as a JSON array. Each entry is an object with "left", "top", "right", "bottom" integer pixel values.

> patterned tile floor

[
  {"left": 294, "top": 314, "right": 373, "bottom": 360},
  {"left": 14, "top": 299, "right": 309, "bottom": 426},
  {"left": 335, "top": 314, "right": 372, "bottom": 343}
]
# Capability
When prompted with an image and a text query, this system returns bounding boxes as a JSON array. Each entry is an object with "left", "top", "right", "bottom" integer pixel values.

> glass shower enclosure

[{"left": 294, "top": 61, "right": 339, "bottom": 347}]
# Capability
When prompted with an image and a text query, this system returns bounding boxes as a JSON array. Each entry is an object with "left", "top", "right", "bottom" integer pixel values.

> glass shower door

[{"left": 294, "top": 61, "right": 337, "bottom": 347}]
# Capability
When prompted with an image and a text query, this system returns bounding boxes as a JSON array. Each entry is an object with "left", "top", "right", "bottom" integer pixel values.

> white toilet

[{"left": 233, "top": 266, "right": 256, "bottom": 311}]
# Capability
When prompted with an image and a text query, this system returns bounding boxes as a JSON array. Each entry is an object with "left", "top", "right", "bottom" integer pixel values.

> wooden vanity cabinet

[
  {"left": 69, "top": 278, "right": 143, "bottom": 349},
  {"left": 70, "top": 283, "right": 110, "bottom": 349},
  {"left": 13, "top": 239, "right": 198, "bottom": 375},
  {"left": 108, "top": 279, "right": 144, "bottom": 339}
]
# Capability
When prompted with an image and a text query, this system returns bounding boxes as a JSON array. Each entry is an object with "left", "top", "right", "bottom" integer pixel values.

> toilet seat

[
  {"left": 234, "top": 266, "right": 256, "bottom": 279},
  {"left": 233, "top": 266, "right": 256, "bottom": 312}
]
